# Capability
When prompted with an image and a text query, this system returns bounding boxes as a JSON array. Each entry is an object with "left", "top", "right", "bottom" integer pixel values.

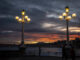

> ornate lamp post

[
  {"left": 15, "top": 10, "right": 31, "bottom": 47},
  {"left": 59, "top": 6, "right": 76, "bottom": 45}
]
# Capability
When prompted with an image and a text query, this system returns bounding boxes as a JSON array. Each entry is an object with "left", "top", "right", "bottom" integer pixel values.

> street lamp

[
  {"left": 15, "top": 10, "right": 31, "bottom": 47},
  {"left": 59, "top": 6, "right": 76, "bottom": 45}
]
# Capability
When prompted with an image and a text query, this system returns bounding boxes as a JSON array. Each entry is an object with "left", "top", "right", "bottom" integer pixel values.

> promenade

[
  {"left": 0, "top": 45, "right": 80, "bottom": 60},
  {"left": 0, "top": 56, "right": 80, "bottom": 60}
]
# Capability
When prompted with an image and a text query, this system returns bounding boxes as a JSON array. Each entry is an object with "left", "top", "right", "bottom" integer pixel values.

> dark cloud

[{"left": 0, "top": 0, "right": 80, "bottom": 34}]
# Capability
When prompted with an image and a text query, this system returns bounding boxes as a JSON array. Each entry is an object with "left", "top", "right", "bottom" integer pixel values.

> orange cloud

[
  {"left": 0, "top": 32, "right": 80, "bottom": 44},
  {"left": 23, "top": 33, "right": 80, "bottom": 44}
]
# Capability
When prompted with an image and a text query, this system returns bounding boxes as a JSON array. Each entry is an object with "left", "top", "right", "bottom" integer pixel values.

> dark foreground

[
  {"left": 0, "top": 45, "right": 80, "bottom": 60},
  {"left": 0, "top": 56, "right": 80, "bottom": 60}
]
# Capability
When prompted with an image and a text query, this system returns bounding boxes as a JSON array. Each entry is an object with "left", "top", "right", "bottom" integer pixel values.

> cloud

[
  {"left": 46, "top": 13, "right": 59, "bottom": 18},
  {"left": 42, "top": 23, "right": 57, "bottom": 28},
  {"left": 0, "top": 32, "right": 79, "bottom": 44},
  {"left": 41, "top": 22, "right": 80, "bottom": 33},
  {"left": 0, "top": 0, "right": 79, "bottom": 39},
  {"left": 0, "top": 15, "right": 13, "bottom": 18},
  {"left": 61, "top": 27, "right": 80, "bottom": 33},
  {"left": 1, "top": 30, "right": 14, "bottom": 33}
]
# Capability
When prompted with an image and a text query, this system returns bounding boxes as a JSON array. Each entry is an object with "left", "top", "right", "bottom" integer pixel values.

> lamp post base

[
  {"left": 62, "top": 44, "right": 72, "bottom": 58},
  {"left": 19, "top": 44, "right": 26, "bottom": 55}
]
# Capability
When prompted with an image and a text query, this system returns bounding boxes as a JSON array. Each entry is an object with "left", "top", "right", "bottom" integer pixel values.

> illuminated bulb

[
  {"left": 65, "top": 7, "right": 69, "bottom": 13},
  {"left": 72, "top": 13, "right": 76, "bottom": 18},
  {"left": 22, "top": 11, "right": 25, "bottom": 15},
  {"left": 25, "top": 16, "right": 28, "bottom": 19},
  {"left": 15, "top": 16, "right": 19, "bottom": 20},
  {"left": 66, "top": 16, "right": 71, "bottom": 20},
  {"left": 62, "top": 12, "right": 67, "bottom": 16},
  {"left": 18, "top": 18, "right": 22, "bottom": 22},
  {"left": 66, "top": 9, "right": 69, "bottom": 13},
  {"left": 27, "top": 18, "right": 31, "bottom": 22},
  {"left": 59, "top": 16, "right": 63, "bottom": 20}
]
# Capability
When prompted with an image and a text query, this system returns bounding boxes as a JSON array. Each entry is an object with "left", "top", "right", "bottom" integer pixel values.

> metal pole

[
  {"left": 66, "top": 20, "right": 69, "bottom": 45},
  {"left": 39, "top": 45, "right": 41, "bottom": 56},
  {"left": 21, "top": 14, "right": 24, "bottom": 46},
  {"left": 21, "top": 22, "right": 24, "bottom": 46}
]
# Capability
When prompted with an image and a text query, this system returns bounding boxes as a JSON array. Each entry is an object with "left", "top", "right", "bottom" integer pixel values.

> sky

[{"left": 0, "top": 0, "right": 80, "bottom": 44}]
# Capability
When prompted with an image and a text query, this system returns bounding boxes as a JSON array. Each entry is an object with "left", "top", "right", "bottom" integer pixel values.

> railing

[
  {"left": 0, "top": 46, "right": 80, "bottom": 57},
  {"left": 25, "top": 47, "right": 62, "bottom": 57}
]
